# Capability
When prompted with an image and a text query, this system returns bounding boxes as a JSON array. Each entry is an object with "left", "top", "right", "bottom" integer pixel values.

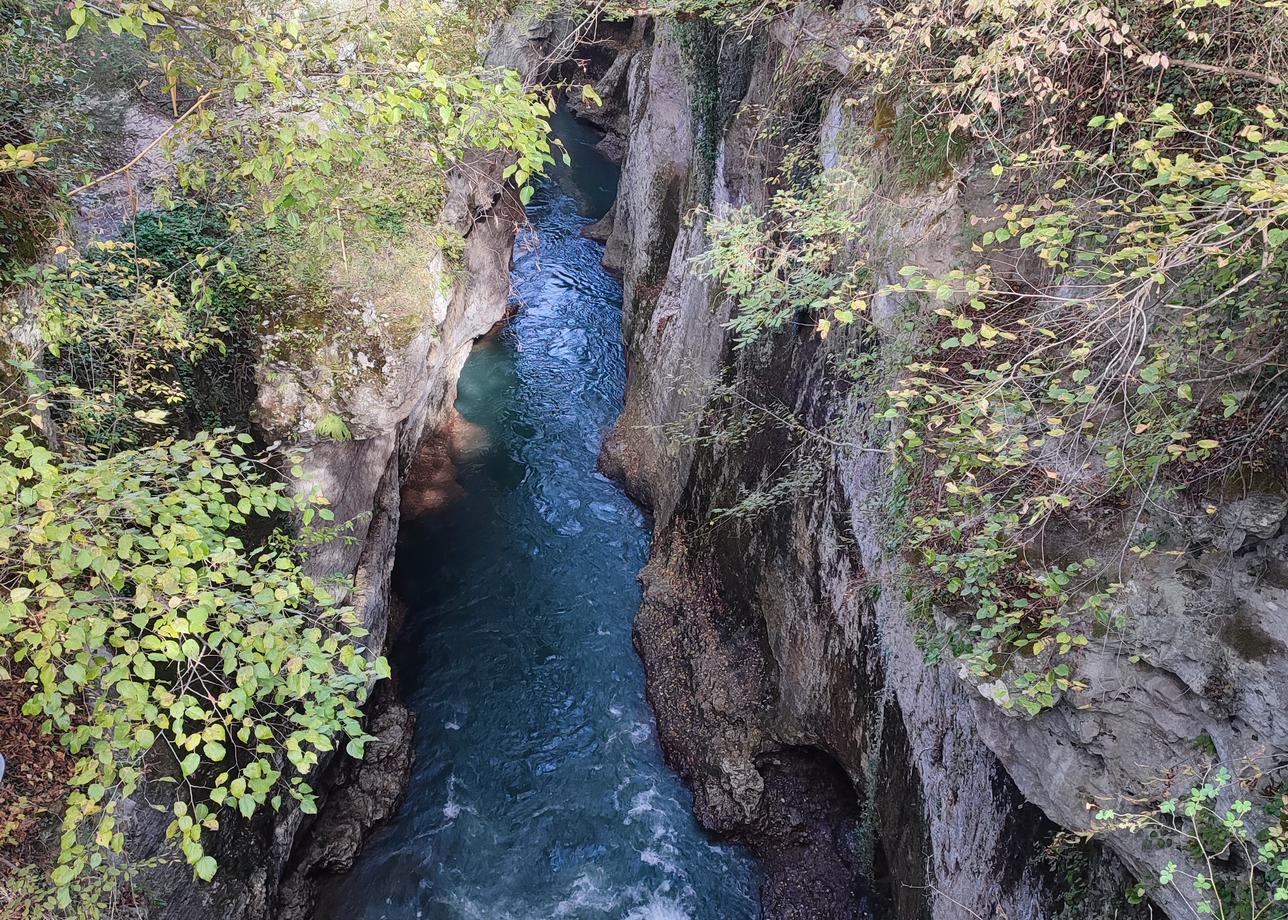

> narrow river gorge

[
  {"left": 5, "top": 5, "right": 1285, "bottom": 920},
  {"left": 316, "top": 109, "right": 760, "bottom": 920}
]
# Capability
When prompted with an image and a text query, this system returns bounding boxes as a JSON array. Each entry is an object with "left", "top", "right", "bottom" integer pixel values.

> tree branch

[{"left": 68, "top": 90, "right": 216, "bottom": 197}]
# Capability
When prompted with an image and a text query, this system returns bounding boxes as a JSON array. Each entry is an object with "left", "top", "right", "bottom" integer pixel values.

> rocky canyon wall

[{"left": 588, "top": 5, "right": 1288, "bottom": 919}]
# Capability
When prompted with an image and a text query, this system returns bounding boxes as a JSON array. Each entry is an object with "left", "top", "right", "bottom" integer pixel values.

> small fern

[{"left": 315, "top": 413, "right": 353, "bottom": 441}]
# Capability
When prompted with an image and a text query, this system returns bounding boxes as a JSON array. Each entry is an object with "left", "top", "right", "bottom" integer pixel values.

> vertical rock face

[
  {"left": 596, "top": 20, "right": 1059, "bottom": 915},
  {"left": 597, "top": 21, "right": 754, "bottom": 525},
  {"left": 253, "top": 166, "right": 524, "bottom": 669},
  {"left": 593, "top": 6, "right": 1286, "bottom": 919},
  {"left": 253, "top": 175, "right": 524, "bottom": 920}
]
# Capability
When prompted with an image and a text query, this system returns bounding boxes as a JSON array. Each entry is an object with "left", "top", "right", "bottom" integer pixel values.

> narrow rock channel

[{"left": 315, "top": 108, "right": 760, "bottom": 919}]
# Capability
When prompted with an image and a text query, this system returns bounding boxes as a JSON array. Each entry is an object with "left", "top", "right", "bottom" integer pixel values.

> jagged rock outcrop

[
  {"left": 73, "top": 100, "right": 176, "bottom": 241},
  {"left": 597, "top": 22, "right": 724, "bottom": 522},
  {"left": 253, "top": 161, "right": 524, "bottom": 656},
  {"left": 590, "top": 5, "right": 1287, "bottom": 918}
]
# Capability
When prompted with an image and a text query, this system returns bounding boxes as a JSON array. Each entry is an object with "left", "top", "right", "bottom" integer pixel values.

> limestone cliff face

[
  {"left": 593, "top": 6, "right": 1288, "bottom": 919},
  {"left": 595, "top": 20, "right": 1061, "bottom": 916}
]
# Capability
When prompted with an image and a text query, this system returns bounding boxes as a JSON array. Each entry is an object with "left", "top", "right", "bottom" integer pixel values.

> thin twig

[{"left": 68, "top": 91, "right": 216, "bottom": 197}]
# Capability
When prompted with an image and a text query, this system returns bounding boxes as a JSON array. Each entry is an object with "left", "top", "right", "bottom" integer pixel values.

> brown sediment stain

[
  {"left": 1220, "top": 608, "right": 1286, "bottom": 662},
  {"left": 401, "top": 407, "right": 488, "bottom": 518},
  {"left": 448, "top": 409, "right": 489, "bottom": 460}
]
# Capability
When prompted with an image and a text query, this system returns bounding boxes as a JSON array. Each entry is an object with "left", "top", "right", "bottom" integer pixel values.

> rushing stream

[{"left": 319, "top": 108, "right": 760, "bottom": 919}]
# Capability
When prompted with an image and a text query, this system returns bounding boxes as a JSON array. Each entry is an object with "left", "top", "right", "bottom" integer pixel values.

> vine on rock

[{"left": 695, "top": 0, "right": 1288, "bottom": 717}]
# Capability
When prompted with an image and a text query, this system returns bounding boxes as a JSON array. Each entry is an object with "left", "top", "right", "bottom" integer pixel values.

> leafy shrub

[
  {"left": 1095, "top": 767, "right": 1288, "bottom": 918},
  {"left": 0, "top": 426, "right": 385, "bottom": 905},
  {"left": 0, "top": 0, "right": 564, "bottom": 909},
  {"left": 65, "top": 0, "right": 556, "bottom": 241},
  {"left": 876, "top": 81, "right": 1288, "bottom": 714},
  {"left": 127, "top": 205, "right": 266, "bottom": 432},
  {"left": 701, "top": 150, "right": 872, "bottom": 345},
  {"left": 27, "top": 241, "right": 228, "bottom": 452},
  {"left": 1, "top": 854, "right": 165, "bottom": 920}
]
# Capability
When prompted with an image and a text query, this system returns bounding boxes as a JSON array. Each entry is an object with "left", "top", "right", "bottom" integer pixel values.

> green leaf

[
  {"left": 135, "top": 656, "right": 156, "bottom": 680},
  {"left": 195, "top": 855, "right": 218, "bottom": 881}
]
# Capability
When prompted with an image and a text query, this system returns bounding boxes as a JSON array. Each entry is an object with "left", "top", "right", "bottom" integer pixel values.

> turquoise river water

[{"left": 318, "top": 108, "right": 760, "bottom": 919}]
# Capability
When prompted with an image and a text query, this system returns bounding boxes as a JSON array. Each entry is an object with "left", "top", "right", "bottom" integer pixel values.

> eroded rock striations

[{"left": 589, "top": 5, "right": 1288, "bottom": 919}]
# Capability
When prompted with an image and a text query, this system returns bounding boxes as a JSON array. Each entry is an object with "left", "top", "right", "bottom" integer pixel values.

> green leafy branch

[
  {"left": 1095, "top": 767, "right": 1288, "bottom": 919},
  {"left": 0, "top": 428, "right": 386, "bottom": 905}
]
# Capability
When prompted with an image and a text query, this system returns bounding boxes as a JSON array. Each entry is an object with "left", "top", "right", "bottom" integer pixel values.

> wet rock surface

[
  {"left": 399, "top": 408, "right": 471, "bottom": 519},
  {"left": 752, "top": 750, "right": 877, "bottom": 920},
  {"left": 632, "top": 518, "right": 889, "bottom": 918}
]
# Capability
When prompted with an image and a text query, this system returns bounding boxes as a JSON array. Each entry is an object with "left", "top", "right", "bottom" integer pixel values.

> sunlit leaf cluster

[
  {"left": 701, "top": 151, "right": 873, "bottom": 346},
  {"left": 881, "top": 91, "right": 1288, "bottom": 714},
  {"left": 23, "top": 241, "right": 230, "bottom": 454},
  {"left": 0, "top": 427, "right": 385, "bottom": 907},
  {"left": 66, "top": 0, "right": 557, "bottom": 240}
]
